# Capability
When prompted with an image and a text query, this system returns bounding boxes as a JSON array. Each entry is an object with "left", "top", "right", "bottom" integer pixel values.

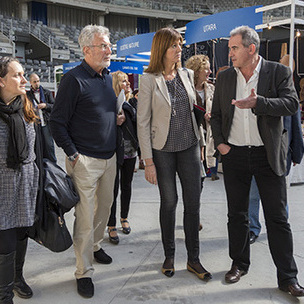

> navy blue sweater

[{"left": 50, "top": 60, "right": 117, "bottom": 159}]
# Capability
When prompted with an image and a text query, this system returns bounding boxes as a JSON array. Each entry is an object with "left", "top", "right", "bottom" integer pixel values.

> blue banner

[
  {"left": 126, "top": 53, "right": 150, "bottom": 62},
  {"left": 63, "top": 61, "right": 81, "bottom": 74},
  {"left": 185, "top": 6, "right": 263, "bottom": 45},
  {"left": 62, "top": 61, "right": 144, "bottom": 75},
  {"left": 117, "top": 32, "right": 155, "bottom": 57},
  {"left": 108, "top": 61, "right": 144, "bottom": 74}
]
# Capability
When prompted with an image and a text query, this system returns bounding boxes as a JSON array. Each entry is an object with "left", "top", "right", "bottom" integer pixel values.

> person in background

[
  {"left": 129, "top": 89, "right": 145, "bottom": 170},
  {"left": 107, "top": 71, "right": 138, "bottom": 245},
  {"left": 0, "top": 57, "right": 39, "bottom": 303},
  {"left": 248, "top": 54, "right": 304, "bottom": 244},
  {"left": 50, "top": 25, "right": 118, "bottom": 299},
  {"left": 211, "top": 25, "right": 304, "bottom": 297},
  {"left": 129, "top": 89, "right": 138, "bottom": 109},
  {"left": 185, "top": 54, "right": 219, "bottom": 181},
  {"left": 27, "top": 73, "right": 56, "bottom": 162},
  {"left": 137, "top": 27, "right": 211, "bottom": 281}
]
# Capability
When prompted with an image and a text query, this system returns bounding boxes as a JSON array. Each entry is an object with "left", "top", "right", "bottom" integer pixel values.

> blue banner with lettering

[
  {"left": 108, "top": 61, "right": 144, "bottom": 74},
  {"left": 126, "top": 53, "right": 150, "bottom": 62},
  {"left": 117, "top": 32, "right": 155, "bottom": 57},
  {"left": 185, "top": 6, "right": 263, "bottom": 45},
  {"left": 62, "top": 61, "right": 144, "bottom": 74},
  {"left": 63, "top": 61, "right": 81, "bottom": 74}
]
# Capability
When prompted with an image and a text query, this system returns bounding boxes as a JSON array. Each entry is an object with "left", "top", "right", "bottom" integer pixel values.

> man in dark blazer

[
  {"left": 211, "top": 26, "right": 304, "bottom": 297},
  {"left": 27, "top": 73, "right": 56, "bottom": 162}
]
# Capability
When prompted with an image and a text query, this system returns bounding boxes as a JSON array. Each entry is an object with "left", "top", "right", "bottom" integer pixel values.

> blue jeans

[
  {"left": 153, "top": 143, "right": 201, "bottom": 263},
  {"left": 248, "top": 177, "right": 261, "bottom": 236},
  {"left": 249, "top": 177, "right": 289, "bottom": 237}
]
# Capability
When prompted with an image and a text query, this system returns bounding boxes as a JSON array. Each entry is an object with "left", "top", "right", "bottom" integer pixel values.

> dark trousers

[
  {"left": 0, "top": 228, "right": 28, "bottom": 254},
  {"left": 108, "top": 157, "right": 136, "bottom": 227},
  {"left": 153, "top": 143, "right": 201, "bottom": 263},
  {"left": 222, "top": 144, "right": 298, "bottom": 287},
  {"left": 41, "top": 124, "right": 57, "bottom": 163}
]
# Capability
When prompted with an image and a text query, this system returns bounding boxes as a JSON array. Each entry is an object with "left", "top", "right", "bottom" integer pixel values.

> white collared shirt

[
  {"left": 33, "top": 91, "right": 46, "bottom": 127},
  {"left": 228, "top": 56, "right": 264, "bottom": 146}
]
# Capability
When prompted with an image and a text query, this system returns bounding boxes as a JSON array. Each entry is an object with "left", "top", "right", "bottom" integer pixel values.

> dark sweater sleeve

[{"left": 50, "top": 74, "right": 80, "bottom": 156}]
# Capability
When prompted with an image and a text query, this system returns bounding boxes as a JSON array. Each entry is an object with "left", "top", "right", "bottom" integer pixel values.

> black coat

[
  {"left": 27, "top": 87, "right": 55, "bottom": 123},
  {"left": 116, "top": 101, "right": 138, "bottom": 166}
]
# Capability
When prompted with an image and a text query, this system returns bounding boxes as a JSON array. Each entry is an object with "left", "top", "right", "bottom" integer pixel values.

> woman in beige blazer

[
  {"left": 185, "top": 55, "right": 219, "bottom": 181},
  {"left": 137, "top": 28, "right": 211, "bottom": 281}
]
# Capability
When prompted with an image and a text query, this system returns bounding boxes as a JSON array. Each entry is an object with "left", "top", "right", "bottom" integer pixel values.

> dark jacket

[
  {"left": 211, "top": 58, "right": 299, "bottom": 176},
  {"left": 116, "top": 101, "right": 138, "bottom": 166},
  {"left": 122, "top": 101, "right": 138, "bottom": 151},
  {"left": 27, "top": 86, "right": 55, "bottom": 123},
  {"left": 284, "top": 107, "right": 304, "bottom": 175}
]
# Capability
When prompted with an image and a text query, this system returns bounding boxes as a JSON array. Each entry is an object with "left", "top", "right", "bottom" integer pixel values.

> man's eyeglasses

[{"left": 88, "top": 43, "right": 112, "bottom": 51}]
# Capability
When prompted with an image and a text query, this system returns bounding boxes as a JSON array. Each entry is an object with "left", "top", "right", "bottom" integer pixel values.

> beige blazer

[
  {"left": 203, "top": 82, "right": 216, "bottom": 168},
  {"left": 137, "top": 68, "right": 205, "bottom": 160}
]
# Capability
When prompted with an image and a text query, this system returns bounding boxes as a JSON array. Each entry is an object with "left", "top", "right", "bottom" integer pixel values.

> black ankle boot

[
  {"left": 14, "top": 238, "right": 33, "bottom": 299},
  {"left": 0, "top": 251, "right": 15, "bottom": 304}
]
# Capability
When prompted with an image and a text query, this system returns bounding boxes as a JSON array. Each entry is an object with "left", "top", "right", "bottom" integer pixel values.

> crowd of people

[{"left": 0, "top": 23, "right": 304, "bottom": 304}]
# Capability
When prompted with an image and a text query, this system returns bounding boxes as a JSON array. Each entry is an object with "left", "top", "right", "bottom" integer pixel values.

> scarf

[
  {"left": 0, "top": 96, "right": 29, "bottom": 169},
  {"left": 31, "top": 86, "right": 46, "bottom": 104}
]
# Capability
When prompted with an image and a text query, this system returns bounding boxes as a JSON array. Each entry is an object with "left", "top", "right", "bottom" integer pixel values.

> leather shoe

[
  {"left": 225, "top": 265, "right": 247, "bottom": 283},
  {"left": 108, "top": 227, "right": 119, "bottom": 245},
  {"left": 279, "top": 283, "right": 304, "bottom": 297},
  {"left": 121, "top": 219, "right": 131, "bottom": 234},
  {"left": 249, "top": 231, "right": 258, "bottom": 244},
  {"left": 76, "top": 278, "right": 94, "bottom": 298},
  {"left": 94, "top": 248, "right": 112, "bottom": 264},
  {"left": 14, "top": 276, "right": 33, "bottom": 299},
  {"left": 161, "top": 258, "right": 175, "bottom": 278},
  {"left": 187, "top": 262, "right": 212, "bottom": 281}
]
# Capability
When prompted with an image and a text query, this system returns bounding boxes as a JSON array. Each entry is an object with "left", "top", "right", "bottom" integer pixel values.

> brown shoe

[
  {"left": 225, "top": 265, "right": 247, "bottom": 283},
  {"left": 211, "top": 173, "right": 219, "bottom": 181},
  {"left": 279, "top": 283, "right": 304, "bottom": 297}
]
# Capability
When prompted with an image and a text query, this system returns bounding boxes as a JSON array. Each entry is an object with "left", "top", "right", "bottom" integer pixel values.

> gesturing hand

[{"left": 231, "top": 88, "right": 257, "bottom": 109}]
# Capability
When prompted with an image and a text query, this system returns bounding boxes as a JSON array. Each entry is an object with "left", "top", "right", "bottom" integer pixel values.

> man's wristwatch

[{"left": 68, "top": 152, "right": 79, "bottom": 162}]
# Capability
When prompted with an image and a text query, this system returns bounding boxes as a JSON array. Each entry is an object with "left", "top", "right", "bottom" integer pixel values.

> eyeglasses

[{"left": 88, "top": 43, "right": 112, "bottom": 51}]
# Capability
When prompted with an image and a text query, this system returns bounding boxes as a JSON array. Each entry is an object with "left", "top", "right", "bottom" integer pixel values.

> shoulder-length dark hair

[
  {"left": 0, "top": 56, "right": 37, "bottom": 123},
  {"left": 145, "top": 28, "right": 183, "bottom": 74}
]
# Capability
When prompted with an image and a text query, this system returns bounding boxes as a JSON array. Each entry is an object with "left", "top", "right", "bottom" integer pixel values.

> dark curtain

[
  {"left": 31, "top": 1, "right": 47, "bottom": 25},
  {"left": 137, "top": 17, "right": 149, "bottom": 34}
]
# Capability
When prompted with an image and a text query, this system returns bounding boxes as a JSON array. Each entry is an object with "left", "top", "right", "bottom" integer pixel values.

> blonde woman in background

[
  {"left": 185, "top": 55, "right": 219, "bottom": 181},
  {"left": 107, "top": 71, "right": 138, "bottom": 244}
]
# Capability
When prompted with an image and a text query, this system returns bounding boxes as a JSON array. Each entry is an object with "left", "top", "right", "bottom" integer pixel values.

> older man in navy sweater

[{"left": 50, "top": 25, "right": 119, "bottom": 298}]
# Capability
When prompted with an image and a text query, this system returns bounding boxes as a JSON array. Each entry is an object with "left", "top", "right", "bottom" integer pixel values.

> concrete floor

[{"left": 15, "top": 147, "right": 304, "bottom": 304}]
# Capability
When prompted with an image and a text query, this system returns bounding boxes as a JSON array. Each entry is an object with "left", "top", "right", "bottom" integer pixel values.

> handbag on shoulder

[{"left": 193, "top": 104, "right": 206, "bottom": 127}]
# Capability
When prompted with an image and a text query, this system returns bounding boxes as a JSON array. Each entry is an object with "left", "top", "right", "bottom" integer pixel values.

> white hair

[{"left": 78, "top": 25, "right": 110, "bottom": 54}]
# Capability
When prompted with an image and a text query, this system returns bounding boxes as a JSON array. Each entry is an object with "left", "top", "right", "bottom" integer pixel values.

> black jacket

[
  {"left": 116, "top": 101, "right": 138, "bottom": 165},
  {"left": 27, "top": 86, "right": 55, "bottom": 123}
]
